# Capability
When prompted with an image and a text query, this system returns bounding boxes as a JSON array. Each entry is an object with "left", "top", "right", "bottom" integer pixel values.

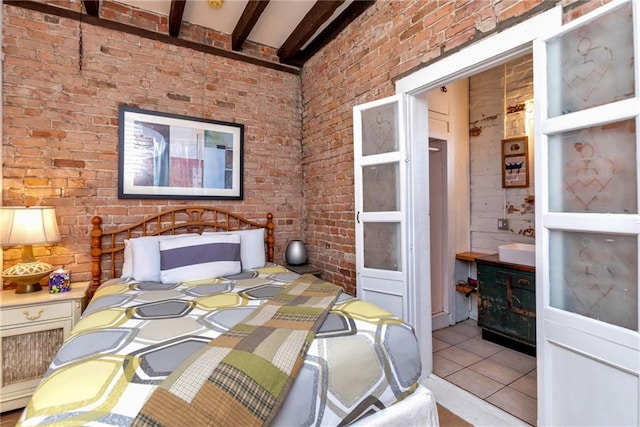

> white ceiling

[{"left": 117, "top": 0, "right": 352, "bottom": 50}]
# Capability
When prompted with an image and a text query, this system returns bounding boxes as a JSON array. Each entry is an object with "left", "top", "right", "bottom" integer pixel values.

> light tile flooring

[{"left": 433, "top": 319, "right": 537, "bottom": 426}]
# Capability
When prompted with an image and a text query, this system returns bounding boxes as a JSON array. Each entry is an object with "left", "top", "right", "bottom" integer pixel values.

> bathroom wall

[{"left": 469, "top": 54, "right": 535, "bottom": 255}]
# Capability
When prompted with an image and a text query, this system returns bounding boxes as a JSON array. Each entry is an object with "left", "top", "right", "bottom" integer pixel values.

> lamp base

[{"left": 2, "top": 261, "right": 54, "bottom": 294}]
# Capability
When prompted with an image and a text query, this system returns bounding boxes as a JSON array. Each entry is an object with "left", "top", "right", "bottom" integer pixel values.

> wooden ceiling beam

[
  {"left": 82, "top": 0, "right": 100, "bottom": 17},
  {"left": 8, "top": 0, "right": 368, "bottom": 69},
  {"left": 232, "top": 0, "right": 269, "bottom": 51},
  {"left": 4, "top": 0, "right": 299, "bottom": 74},
  {"left": 285, "top": 0, "right": 375, "bottom": 67},
  {"left": 277, "top": 0, "right": 344, "bottom": 63},
  {"left": 168, "top": 0, "right": 186, "bottom": 37}
]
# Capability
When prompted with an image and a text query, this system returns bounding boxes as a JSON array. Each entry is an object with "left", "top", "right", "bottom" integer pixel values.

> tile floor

[{"left": 433, "top": 319, "right": 537, "bottom": 426}]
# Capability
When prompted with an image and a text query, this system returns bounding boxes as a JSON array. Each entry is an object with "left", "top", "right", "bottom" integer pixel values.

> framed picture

[
  {"left": 118, "top": 106, "right": 243, "bottom": 200},
  {"left": 502, "top": 136, "right": 529, "bottom": 188}
]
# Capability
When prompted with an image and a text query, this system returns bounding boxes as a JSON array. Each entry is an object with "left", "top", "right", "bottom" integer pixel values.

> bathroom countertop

[
  {"left": 476, "top": 253, "right": 535, "bottom": 273},
  {"left": 455, "top": 251, "right": 493, "bottom": 262}
]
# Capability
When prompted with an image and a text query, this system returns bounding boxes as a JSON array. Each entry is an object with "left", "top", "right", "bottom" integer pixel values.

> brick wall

[
  {"left": 2, "top": 0, "right": 608, "bottom": 293},
  {"left": 469, "top": 55, "right": 535, "bottom": 253},
  {"left": 1, "top": 3, "right": 302, "bottom": 286},
  {"left": 300, "top": 0, "right": 606, "bottom": 295}
]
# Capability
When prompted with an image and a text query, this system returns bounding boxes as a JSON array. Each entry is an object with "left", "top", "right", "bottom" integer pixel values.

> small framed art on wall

[{"left": 502, "top": 136, "right": 529, "bottom": 188}]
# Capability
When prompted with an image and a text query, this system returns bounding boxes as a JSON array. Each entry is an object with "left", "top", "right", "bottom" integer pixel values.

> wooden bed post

[
  {"left": 266, "top": 213, "right": 275, "bottom": 263},
  {"left": 90, "top": 215, "right": 103, "bottom": 299}
]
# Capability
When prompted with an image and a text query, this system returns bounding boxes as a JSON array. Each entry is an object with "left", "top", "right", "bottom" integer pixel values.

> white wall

[{"left": 469, "top": 54, "right": 535, "bottom": 254}]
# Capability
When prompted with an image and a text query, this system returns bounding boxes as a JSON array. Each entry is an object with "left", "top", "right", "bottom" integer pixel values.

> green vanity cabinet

[{"left": 477, "top": 254, "right": 536, "bottom": 350}]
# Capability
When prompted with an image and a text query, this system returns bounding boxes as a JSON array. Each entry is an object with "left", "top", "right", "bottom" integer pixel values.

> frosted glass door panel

[
  {"left": 548, "top": 119, "right": 637, "bottom": 213},
  {"left": 536, "top": 2, "right": 640, "bottom": 425},
  {"left": 361, "top": 104, "right": 399, "bottom": 156},
  {"left": 363, "top": 222, "right": 401, "bottom": 271},
  {"left": 363, "top": 163, "right": 400, "bottom": 212},
  {"left": 546, "top": 2, "right": 634, "bottom": 117},
  {"left": 549, "top": 231, "right": 638, "bottom": 330}
]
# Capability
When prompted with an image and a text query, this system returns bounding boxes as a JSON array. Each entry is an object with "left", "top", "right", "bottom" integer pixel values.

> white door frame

[
  {"left": 396, "top": 6, "right": 563, "bottom": 380},
  {"left": 428, "top": 135, "right": 451, "bottom": 330},
  {"left": 428, "top": 79, "right": 471, "bottom": 330}
]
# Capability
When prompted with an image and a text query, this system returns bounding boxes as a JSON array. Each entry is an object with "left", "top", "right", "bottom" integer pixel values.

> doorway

[
  {"left": 429, "top": 137, "right": 449, "bottom": 330},
  {"left": 427, "top": 79, "right": 470, "bottom": 333},
  {"left": 394, "top": 7, "right": 562, "bottom": 425},
  {"left": 426, "top": 60, "right": 538, "bottom": 424}
]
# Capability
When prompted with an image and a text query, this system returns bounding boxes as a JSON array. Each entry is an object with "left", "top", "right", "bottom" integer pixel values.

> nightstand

[
  {"left": 286, "top": 264, "right": 322, "bottom": 278},
  {"left": 0, "top": 281, "right": 90, "bottom": 412}
]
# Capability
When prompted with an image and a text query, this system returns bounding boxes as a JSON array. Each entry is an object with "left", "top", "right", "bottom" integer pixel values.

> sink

[{"left": 498, "top": 243, "right": 535, "bottom": 267}]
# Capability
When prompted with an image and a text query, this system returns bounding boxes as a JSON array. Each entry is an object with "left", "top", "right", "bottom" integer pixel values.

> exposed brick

[
  {"left": 299, "top": 0, "right": 589, "bottom": 292},
  {"left": 2, "top": 5, "right": 302, "bottom": 285},
  {"left": 54, "top": 159, "right": 86, "bottom": 168},
  {"left": 24, "top": 177, "right": 49, "bottom": 186},
  {"left": 99, "top": 45, "right": 131, "bottom": 59},
  {"left": 166, "top": 93, "right": 190, "bottom": 102},
  {"left": 2, "top": 0, "right": 607, "bottom": 294},
  {"left": 499, "top": 0, "right": 545, "bottom": 22}
]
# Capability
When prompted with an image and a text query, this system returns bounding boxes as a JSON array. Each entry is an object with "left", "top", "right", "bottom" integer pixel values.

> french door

[
  {"left": 534, "top": 0, "right": 639, "bottom": 424},
  {"left": 353, "top": 95, "right": 413, "bottom": 321}
]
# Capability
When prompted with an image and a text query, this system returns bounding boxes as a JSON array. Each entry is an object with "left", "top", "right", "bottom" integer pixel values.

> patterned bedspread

[{"left": 19, "top": 265, "right": 422, "bottom": 426}]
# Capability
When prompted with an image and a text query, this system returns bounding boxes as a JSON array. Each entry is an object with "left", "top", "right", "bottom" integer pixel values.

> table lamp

[{"left": 0, "top": 206, "right": 61, "bottom": 293}]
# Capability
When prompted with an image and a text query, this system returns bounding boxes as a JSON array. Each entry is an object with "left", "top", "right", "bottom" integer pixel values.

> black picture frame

[{"left": 118, "top": 106, "right": 244, "bottom": 200}]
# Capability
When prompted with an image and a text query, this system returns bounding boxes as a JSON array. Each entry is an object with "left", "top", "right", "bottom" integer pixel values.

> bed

[{"left": 18, "top": 206, "right": 438, "bottom": 426}]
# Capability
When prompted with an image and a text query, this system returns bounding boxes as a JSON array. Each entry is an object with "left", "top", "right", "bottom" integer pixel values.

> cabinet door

[
  {"left": 502, "top": 271, "right": 536, "bottom": 344},
  {"left": 0, "top": 319, "right": 72, "bottom": 411},
  {"left": 477, "top": 265, "right": 508, "bottom": 330},
  {"left": 478, "top": 264, "right": 536, "bottom": 345}
]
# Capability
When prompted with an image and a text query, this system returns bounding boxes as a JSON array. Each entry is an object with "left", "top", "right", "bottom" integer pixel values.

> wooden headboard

[{"left": 90, "top": 206, "right": 274, "bottom": 297}]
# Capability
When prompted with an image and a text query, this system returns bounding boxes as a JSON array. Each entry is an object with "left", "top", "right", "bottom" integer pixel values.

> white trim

[
  {"left": 542, "top": 98, "right": 640, "bottom": 135},
  {"left": 542, "top": 213, "right": 640, "bottom": 234},
  {"left": 422, "top": 375, "right": 529, "bottom": 427},
  {"left": 406, "top": 93, "right": 433, "bottom": 377},
  {"left": 431, "top": 312, "right": 452, "bottom": 330}
]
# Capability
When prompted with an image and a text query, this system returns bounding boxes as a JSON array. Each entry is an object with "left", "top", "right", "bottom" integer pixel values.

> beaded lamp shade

[{"left": 1, "top": 207, "right": 61, "bottom": 293}]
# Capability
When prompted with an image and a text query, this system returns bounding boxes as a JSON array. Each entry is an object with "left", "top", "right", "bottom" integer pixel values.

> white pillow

[
  {"left": 125, "top": 234, "right": 195, "bottom": 282},
  {"left": 203, "top": 228, "right": 266, "bottom": 270},
  {"left": 121, "top": 239, "right": 133, "bottom": 279},
  {"left": 159, "top": 234, "right": 241, "bottom": 284}
]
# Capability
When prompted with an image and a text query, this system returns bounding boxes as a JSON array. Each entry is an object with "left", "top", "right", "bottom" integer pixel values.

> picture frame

[
  {"left": 501, "top": 136, "right": 529, "bottom": 188},
  {"left": 118, "top": 106, "right": 244, "bottom": 200}
]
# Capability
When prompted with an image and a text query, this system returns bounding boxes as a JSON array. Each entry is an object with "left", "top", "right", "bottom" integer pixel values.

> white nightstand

[{"left": 0, "top": 281, "right": 90, "bottom": 412}]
